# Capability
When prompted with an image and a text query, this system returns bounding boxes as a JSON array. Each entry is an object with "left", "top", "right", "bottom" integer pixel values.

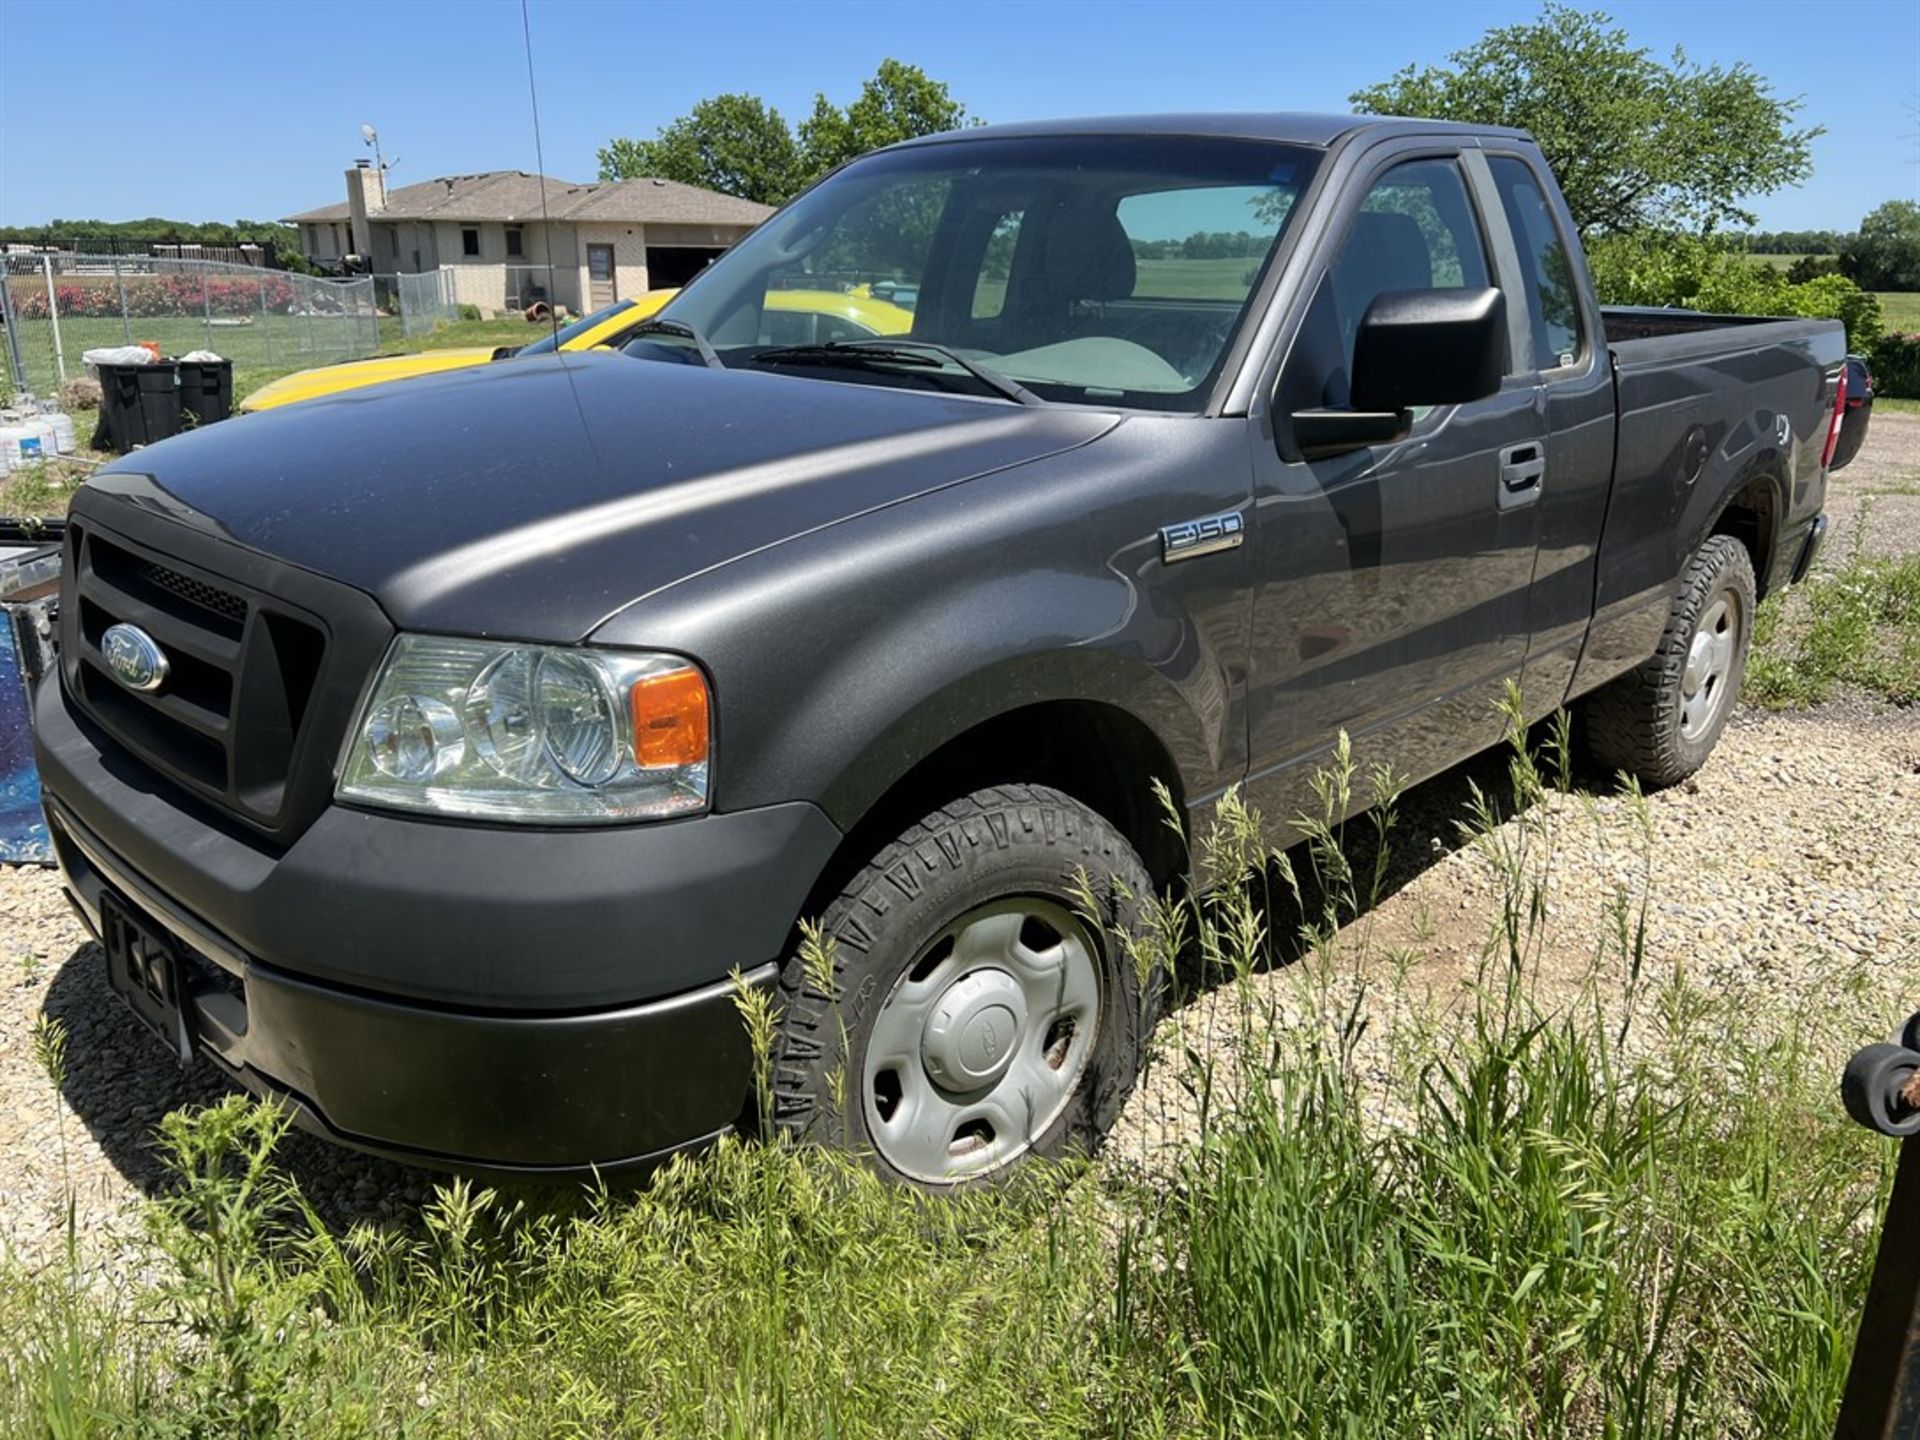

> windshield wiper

[
  {"left": 748, "top": 340, "right": 1039, "bottom": 406},
  {"left": 627, "top": 316, "right": 724, "bottom": 370}
]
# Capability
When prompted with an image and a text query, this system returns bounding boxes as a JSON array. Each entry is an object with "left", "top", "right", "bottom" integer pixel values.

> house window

[
  {"left": 462, "top": 227, "right": 480, "bottom": 257},
  {"left": 505, "top": 227, "right": 524, "bottom": 258}
]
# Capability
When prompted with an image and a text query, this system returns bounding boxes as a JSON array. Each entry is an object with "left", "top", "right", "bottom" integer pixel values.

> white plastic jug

[
  {"left": 0, "top": 421, "right": 54, "bottom": 475},
  {"left": 45, "top": 412, "right": 78, "bottom": 454}
]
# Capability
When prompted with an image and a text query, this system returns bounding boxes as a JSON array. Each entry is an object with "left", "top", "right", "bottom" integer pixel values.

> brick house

[{"left": 286, "top": 163, "right": 772, "bottom": 315}]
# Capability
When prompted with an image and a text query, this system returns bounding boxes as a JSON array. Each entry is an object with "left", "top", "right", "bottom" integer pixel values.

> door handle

[{"left": 1498, "top": 443, "right": 1546, "bottom": 510}]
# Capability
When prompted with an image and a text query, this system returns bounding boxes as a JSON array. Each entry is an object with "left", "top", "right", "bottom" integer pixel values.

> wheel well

[
  {"left": 1710, "top": 474, "right": 1780, "bottom": 596},
  {"left": 798, "top": 702, "right": 1191, "bottom": 926}
]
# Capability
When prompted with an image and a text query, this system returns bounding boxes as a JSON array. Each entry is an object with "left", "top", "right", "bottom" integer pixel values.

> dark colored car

[
  {"left": 35, "top": 114, "right": 1856, "bottom": 1187},
  {"left": 1830, "top": 352, "right": 1875, "bottom": 472}
]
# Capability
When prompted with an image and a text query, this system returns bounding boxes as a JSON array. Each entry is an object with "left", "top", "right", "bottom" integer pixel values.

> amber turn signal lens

[{"left": 629, "top": 666, "right": 709, "bottom": 768}]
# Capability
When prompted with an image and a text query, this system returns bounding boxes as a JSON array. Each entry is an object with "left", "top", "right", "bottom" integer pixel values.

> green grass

[
  {"left": 0, "top": 724, "right": 1894, "bottom": 1437},
  {"left": 2, "top": 310, "right": 551, "bottom": 405},
  {"left": 1875, "top": 291, "right": 1920, "bottom": 333},
  {"left": 1874, "top": 395, "right": 1920, "bottom": 416},
  {"left": 373, "top": 314, "right": 547, "bottom": 352},
  {"left": 5, "top": 313, "right": 381, "bottom": 399},
  {"left": 1749, "top": 519, "right": 1920, "bottom": 706},
  {"left": 0, "top": 458, "right": 86, "bottom": 518},
  {"left": 1133, "top": 255, "right": 1261, "bottom": 300},
  {"left": 1748, "top": 252, "right": 1813, "bottom": 272}
]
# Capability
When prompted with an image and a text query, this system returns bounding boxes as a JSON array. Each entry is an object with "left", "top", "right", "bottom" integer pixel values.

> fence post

[
  {"left": 41, "top": 254, "right": 66, "bottom": 388},
  {"left": 0, "top": 273, "right": 31, "bottom": 398},
  {"left": 259, "top": 274, "right": 274, "bottom": 369},
  {"left": 111, "top": 252, "right": 132, "bottom": 344},
  {"left": 202, "top": 267, "right": 213, "bottom": 353}
]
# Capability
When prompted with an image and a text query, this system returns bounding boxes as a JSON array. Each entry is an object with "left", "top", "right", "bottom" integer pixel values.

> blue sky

[{"left": 2, "top": 0, "right": 1914, "bottom": 232}]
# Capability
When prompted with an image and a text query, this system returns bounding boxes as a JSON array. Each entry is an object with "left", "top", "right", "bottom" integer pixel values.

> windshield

[
  {"left": 518, "top": 298, "right": 637, "bottom": 356},
  {"left": 650, "top": 134, "right": 1319, "bottom": 410}
]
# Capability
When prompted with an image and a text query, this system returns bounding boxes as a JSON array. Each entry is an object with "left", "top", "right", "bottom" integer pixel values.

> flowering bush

[{"left": 11, "top": 273, "right": 298, "bottom": 320}]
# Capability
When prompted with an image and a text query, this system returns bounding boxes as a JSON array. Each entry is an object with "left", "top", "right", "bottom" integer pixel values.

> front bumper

[{"left": 35, "top": 677, "right": 843, "bottom": 1173}]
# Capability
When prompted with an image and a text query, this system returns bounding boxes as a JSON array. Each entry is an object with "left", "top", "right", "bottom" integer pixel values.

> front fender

[{"left": 592, "top": 423, "right": 1254, "bottom": 830}]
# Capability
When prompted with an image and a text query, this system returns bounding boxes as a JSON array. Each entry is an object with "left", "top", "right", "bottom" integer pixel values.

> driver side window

[{"left": 1328, "top": 159, "right": 1491, "bottom": 383}]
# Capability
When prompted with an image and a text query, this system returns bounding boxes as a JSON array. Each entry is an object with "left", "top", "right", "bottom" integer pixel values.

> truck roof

[{"left": 892, "top": 112, "right": 1537, "bottom": 151}]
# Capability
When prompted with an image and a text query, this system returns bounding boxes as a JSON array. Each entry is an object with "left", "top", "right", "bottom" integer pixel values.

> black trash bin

[
  {"left": 93, "top": 362, "right": 181, "bottom": 453},
  {"left": 176, "top": 359, "right": 233, "bottom": 429}
]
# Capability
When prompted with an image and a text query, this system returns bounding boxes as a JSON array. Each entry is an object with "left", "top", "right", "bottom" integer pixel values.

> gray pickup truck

[{"left": 36, "top": 113, "right": 1856, "bottom": 1187}]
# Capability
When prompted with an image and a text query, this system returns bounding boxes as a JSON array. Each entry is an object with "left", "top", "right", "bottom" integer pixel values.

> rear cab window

[{"left": 1486, "top": 156, "right": 1584, "bottom": 373}]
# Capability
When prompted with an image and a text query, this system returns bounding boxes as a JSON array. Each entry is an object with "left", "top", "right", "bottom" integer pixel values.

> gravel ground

[
  {"left": 1822, "top": 409, "right": 1920, "bottom": 559},
  {"left": 4, "top": 415, "right": 1918, "bottom": 1275}
]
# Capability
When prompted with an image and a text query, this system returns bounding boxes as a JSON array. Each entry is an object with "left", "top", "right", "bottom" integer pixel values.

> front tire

[
  {"left": 1579, "top": 534, "right": 1756, "bottom": 788},
  {"left": 769, "top": 784, "right": 1154, "bottom": 1187}
]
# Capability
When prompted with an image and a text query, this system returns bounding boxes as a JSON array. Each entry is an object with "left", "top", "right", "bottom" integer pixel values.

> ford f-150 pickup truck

[{"left": 35, "top": 114, "right": 1857, "bottom": 1188}]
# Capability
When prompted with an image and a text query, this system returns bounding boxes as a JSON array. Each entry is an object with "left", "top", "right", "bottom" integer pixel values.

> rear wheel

[
  {"left": 769, "top": 784, "right": 1153, "bottom": 1187},
  {"left": 1579, "top": 534, "right": 1756, "bottom": 788}
]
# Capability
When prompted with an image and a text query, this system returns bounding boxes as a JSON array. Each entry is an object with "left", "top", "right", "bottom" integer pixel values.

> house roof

[
  {"left": 286, "top": 170, "right": 773, "bottom": 228},
  {"left": 548, "top": 176, "right": 774, "bottom": 226}
]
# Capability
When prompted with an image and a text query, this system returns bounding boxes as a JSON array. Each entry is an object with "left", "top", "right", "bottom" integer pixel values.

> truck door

[
  {"left": 1242, "top": 148, "right": 1546, "bottom": 824},
  {"left": 1476, "top": 151, "right": 1617, "bottom": 719}
]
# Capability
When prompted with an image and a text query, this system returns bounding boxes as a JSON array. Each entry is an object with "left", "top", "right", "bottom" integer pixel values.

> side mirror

[{"left": 1289, "top": 287, "right": 1509, "bottom": 459}]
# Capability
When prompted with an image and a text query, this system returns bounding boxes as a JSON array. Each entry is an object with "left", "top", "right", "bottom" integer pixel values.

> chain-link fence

[
  {"left": 1, "top": 253, "right": 380, "bottom": 399},
  {"left": 394, "top": 268, "right": 459, "bottom": 336}
]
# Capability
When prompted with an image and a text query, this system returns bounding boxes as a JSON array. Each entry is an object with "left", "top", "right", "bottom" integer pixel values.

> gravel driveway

[{"left": 4, "top": 413, "right": 1918, "bottom": 1274}]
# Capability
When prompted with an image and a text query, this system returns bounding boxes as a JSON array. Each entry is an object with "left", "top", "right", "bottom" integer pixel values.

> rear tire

[
  {"left": 1579, "top": 534, "right": 1756, "bottom": 788},
  {"left": 769, "top": 784, "right": 1154, "bottom": 1188}
]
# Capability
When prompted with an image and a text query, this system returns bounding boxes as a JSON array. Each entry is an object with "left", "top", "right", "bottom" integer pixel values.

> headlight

[{"left": 338, "top": 636, "right": 709, "bottom": 823}]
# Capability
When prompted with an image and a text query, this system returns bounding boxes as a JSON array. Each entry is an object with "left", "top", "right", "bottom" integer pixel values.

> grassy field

[
  {"left": 1876, "top": 290, "right": 1920, "bottom": 332},
  {"left": 1748, "top": 252, "right": 1813, "bottom": 271}
]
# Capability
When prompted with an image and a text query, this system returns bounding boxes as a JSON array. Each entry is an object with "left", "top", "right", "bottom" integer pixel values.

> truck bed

[
  {"left": 1576, "top": 307, "right": 1844, "bottom": 700},
  {"left": 1600, "top": 305, "right": 1812, "bottom": 346}
]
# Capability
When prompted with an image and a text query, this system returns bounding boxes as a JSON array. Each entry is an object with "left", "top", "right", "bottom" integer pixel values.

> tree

[
  {"left": 597, "top": 62, "right": 972, "bottom": 206},
  {"left": 1350, "top": 5, "right": 1819, "bottom": 235},
  {"left": 1840, "top": 201, "right": 1920, "bottom": 292},
  {"left": 798, "top": 60, "right": 970, "bottom": 179},
  {"left": 597, "top": 94, "right": 803, "bottom": 206}
]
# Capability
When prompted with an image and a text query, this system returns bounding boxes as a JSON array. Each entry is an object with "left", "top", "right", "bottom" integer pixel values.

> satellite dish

[{"left": 361, "top": 123, "right": 377, "bottom": 145}]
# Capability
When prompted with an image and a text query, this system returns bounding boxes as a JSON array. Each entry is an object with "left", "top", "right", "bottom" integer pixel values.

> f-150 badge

[{"left": 1160, "top": 511, "right": 1245, "bottom": 563}]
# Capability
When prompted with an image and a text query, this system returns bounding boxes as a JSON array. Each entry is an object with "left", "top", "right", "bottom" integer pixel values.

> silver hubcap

[
  {"left": 862, "top": 898, "right": 1101, "bottom": 1184},
  {"left": 1680, "top": 589, "right": 1741, "bottom": 739}
]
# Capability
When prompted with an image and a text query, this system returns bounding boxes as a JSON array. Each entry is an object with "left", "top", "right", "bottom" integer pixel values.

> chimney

[{"left": 345, "top": 159, "right": 386, "bottom": 258}]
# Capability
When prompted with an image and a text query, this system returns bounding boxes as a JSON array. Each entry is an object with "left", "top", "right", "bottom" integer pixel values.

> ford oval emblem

[{"left": 101, "top": 623, "right": 170, "bottom": 693}]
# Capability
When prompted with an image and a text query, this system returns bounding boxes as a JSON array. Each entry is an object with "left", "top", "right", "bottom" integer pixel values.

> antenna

[
  {"left": 361, "top": 122, "right": 390, "bottom": 176},
  {"left": 520, "top": 0, "right": 562, "bottom": 345}
]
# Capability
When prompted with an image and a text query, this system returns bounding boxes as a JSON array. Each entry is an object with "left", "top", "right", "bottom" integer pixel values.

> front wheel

[
  {"left": 1579, "top": 534, "right": 1756, "bottom": 788},
  {"left": 769, "top": 784, "right": 1154, "bottom": 1187}
]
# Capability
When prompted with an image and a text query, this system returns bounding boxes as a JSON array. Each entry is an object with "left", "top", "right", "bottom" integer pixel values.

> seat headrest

[
  {"left": 1043, "top": 206, "right": 1136, "bottom": 303},
  {"left": 1334, "top": 210, "right": 1434, "bottom": 316}
]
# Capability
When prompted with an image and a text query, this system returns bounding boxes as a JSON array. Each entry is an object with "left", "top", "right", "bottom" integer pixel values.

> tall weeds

[{"left": 0, "top": 715, "right": 1894, "bottom": 1437}]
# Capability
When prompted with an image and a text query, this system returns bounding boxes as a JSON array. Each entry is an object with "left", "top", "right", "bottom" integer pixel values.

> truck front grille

[{"left": 58, "top": 506, "right": 393, "bottom": 842}]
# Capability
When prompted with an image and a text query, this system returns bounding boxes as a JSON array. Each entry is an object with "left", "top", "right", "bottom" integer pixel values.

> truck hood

[{"left": 89, "top": 350, "right": 1118, "bottom": 641}]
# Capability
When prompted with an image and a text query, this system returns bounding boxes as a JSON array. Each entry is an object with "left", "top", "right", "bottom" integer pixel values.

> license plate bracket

[{"left": 101, "top": 891, "right": 197, "bottom": 1066}]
